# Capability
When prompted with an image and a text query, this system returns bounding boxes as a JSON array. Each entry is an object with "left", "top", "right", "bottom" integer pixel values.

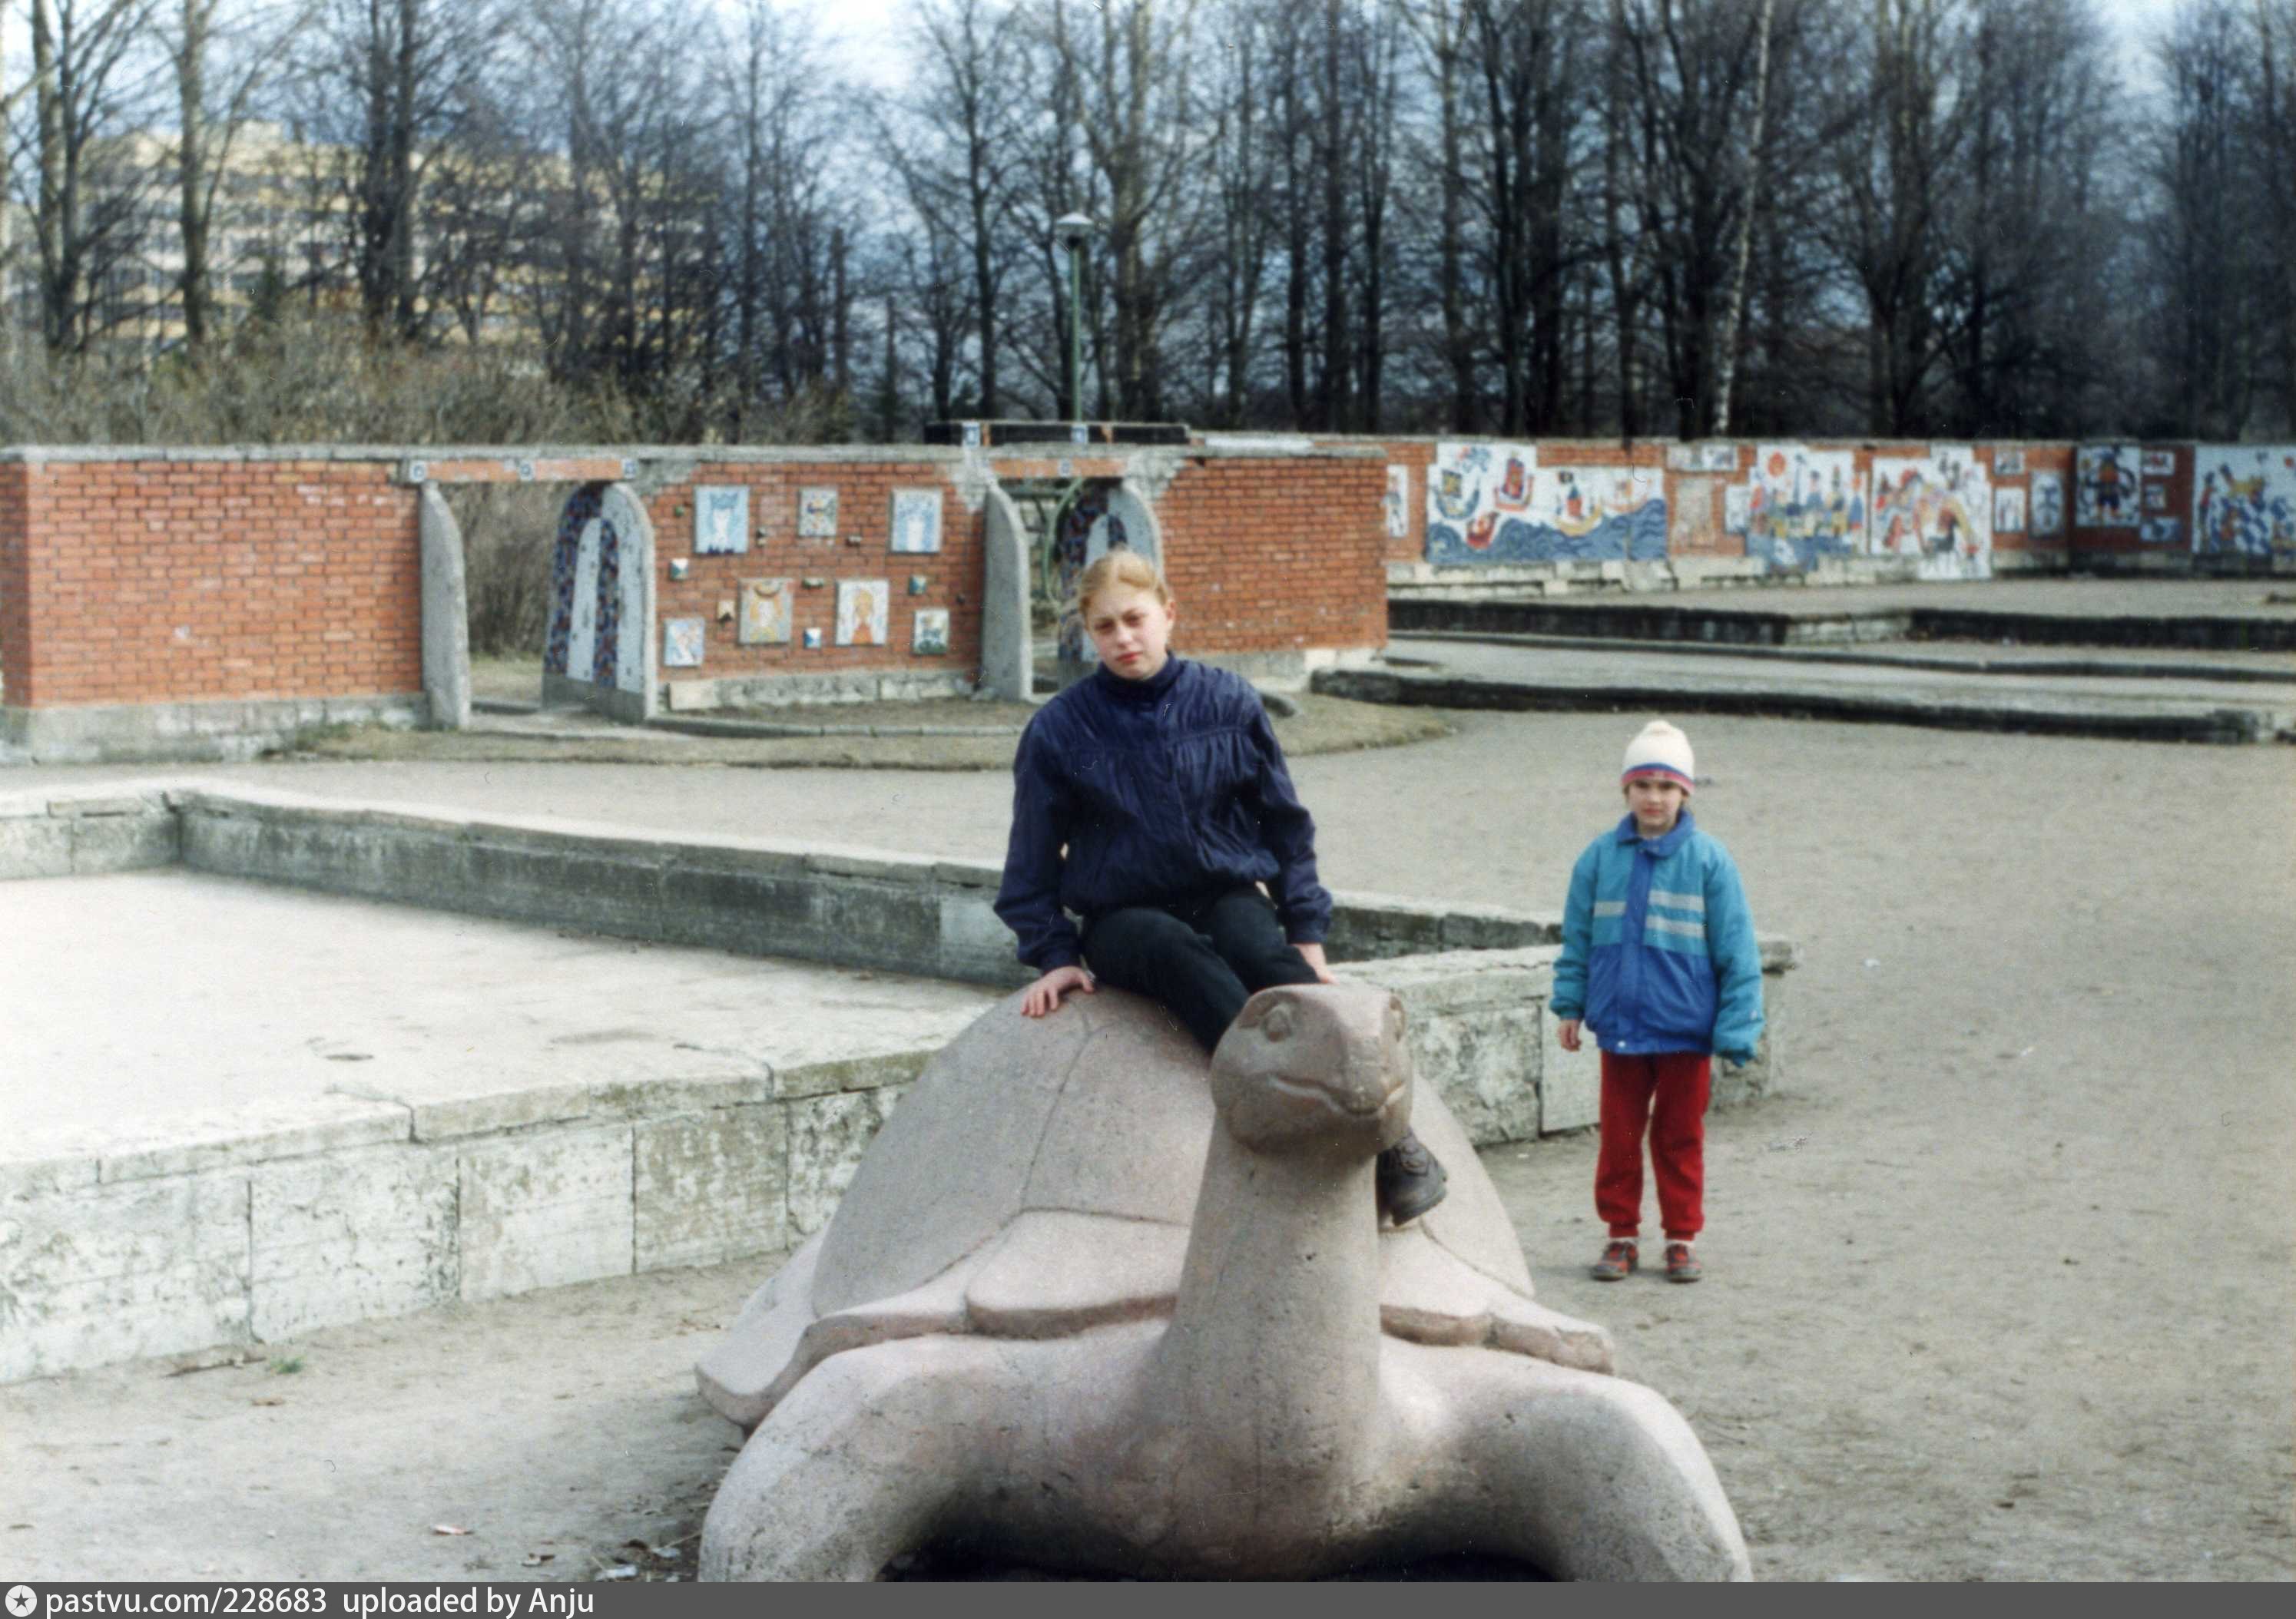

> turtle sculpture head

[
  {"left": 697, "top": 980, "right": 1751, "bottom": 1582},
  {"left": 1208, "top": 984, "right": 1410, "bottom": 1158}
]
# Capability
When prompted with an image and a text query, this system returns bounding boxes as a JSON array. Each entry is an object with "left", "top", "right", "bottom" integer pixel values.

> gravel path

[{"left": 5, "top": 711, "right": 2291, "bottom": 1581}]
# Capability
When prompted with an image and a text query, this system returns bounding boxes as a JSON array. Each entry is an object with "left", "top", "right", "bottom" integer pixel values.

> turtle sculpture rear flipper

[{"left": 700, "top": 985, "right": 1751, "bottom": 1581}]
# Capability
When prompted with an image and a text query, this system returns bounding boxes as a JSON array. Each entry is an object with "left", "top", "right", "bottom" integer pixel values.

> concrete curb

[
  {"left": 1390, "top": 630, "right": 2296, "bottom": 686},
  {"left": 1389, "top": 596, "right": 2296, "bottom": 653},
  {"left": 1314, "top": 668, "right": 2289, "bottom": 746}
]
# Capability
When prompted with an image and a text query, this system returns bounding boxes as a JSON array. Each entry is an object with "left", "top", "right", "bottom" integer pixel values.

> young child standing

[
  {"left": 992, "top": 549, "right": 1449, "bottom": 1224},
  {"left": 1552, "top": 720, "right": 1762, "bottom": 1283}
]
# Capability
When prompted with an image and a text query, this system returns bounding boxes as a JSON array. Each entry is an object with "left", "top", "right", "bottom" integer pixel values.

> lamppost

[{"left": 1052, "top": 213, "right": 1096, "bottom": 429}]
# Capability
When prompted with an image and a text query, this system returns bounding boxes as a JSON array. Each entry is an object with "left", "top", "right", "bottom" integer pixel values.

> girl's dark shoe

[
  {"left": 1665, "top": 1243, "right": 1702, "bottom": 1283},
  {"left": 1375, "top": 1128, "right": 1449, "bottom": 1225},
  {"left": 1590, "top": 1240, "right": 1638, "bottom": 1280}
]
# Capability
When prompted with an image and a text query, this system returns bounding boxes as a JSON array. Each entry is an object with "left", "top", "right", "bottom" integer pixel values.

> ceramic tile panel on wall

[
  {"left": 645, "top": 463, "right": 980, "bottom": 682},
  {"left": 1727, "top": 444, "right": 1869, "bottom": 571},
  {"left": 1424, "top": 442, "right": 1667, "bottom": 564},
  {"left": 1867, "top": 445, "right": 1992, "bottom": 579},
  {"left": 2192, "top": 445, "right": 2296, "bottom": 559},
  {"left": 2070, "top": 443, "right": 2192, "bottom": 555},
  {"left": 1991, "top": 444, "right": 2072, "bottom": 555}
]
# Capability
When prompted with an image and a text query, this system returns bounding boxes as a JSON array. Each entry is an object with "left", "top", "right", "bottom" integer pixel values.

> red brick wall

[
  {"left": 2, "top": 457, "right": 420, "bottom": 710},
  {"left": 646, "top": 462, "right": 982, "bottom": 677},
  {"left": 1158, "top": 455, "right": 1388, "bottom": 656}
]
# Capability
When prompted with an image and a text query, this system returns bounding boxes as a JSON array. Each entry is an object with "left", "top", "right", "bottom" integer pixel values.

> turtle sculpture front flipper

[
  {"left": 1372, "top": 1343, "right": 1751, "bottom": 1580},
  {"left": 701, "top": 983, "right": 1748, "bottom": 1581}
]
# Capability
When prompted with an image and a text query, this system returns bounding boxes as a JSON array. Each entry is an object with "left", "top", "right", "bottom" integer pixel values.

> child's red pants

[{"left": 1596, "top": 1050, "right": 1712, "bottom": 1240}]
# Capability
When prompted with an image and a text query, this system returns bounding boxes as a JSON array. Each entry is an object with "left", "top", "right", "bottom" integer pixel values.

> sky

[
  {"left": 803, "top": 0, "right": 2203, "bottom": 95},
  {"left": 0, "top": 0, "right": 2220, "bottom": 143}
]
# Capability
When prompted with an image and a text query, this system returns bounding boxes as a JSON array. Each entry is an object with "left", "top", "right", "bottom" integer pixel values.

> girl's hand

[
  {"left": 1293, "top": 941, "right": 1337, "bottom": 985},
  {"left": 1022, "top": 965, "right": 1095, "bottom": 1018},
  {"left": 1557, "top": 1018, "right": 1582, "bottom": 1052}
]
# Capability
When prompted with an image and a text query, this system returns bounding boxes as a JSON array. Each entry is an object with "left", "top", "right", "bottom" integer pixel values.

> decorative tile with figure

[
  {"left": 696, "top": 486, "right": 750, "bottom": 555},
  {"left": 2076, "top": 446, "right": 2139, "bottom": 527},
  {"left": 1384, "top": 466, "right": 1410, "bottom": 540},
  {"left": 2195, "top": 446, "right": 2296, "bottom": 558},
  {"left": 890, "top": 490, "right": 943, "bottom": 554},
  {"left": 799, "top": 488, "right": 840, "bottom": 539},
  {"left": 912, "top": 608, "right": 950, "bottom": 656},
  {"left": 1869, "top": 447, "right": 1992, "bottom": 580},
  {"left": 739, "top": 578, "right": 794, "bottom": 645},
  {"left": 664, "top": 617, "right": 707, "bottom": 668},
  {"left": 1736, "top": 445, "right": 1865, "bottom": 572},
  {"left": 836, "top": 579, "right": 890, "bottom": 647},
  {"left": 2030, "top": 472, "right": 2066, "bottom": 535}
]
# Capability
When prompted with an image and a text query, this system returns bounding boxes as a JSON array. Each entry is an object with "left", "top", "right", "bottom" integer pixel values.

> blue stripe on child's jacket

[
  {"left": 1551, "top": 811, "right": 1764, "bottom": 1062},
  {"left": 993, "top": 657, "right": 1331, "bottom": 971}
]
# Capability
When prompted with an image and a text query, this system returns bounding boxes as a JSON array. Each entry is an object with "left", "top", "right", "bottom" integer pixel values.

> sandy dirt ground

[{"left": 5, "top": 710, "right": 2294, "bottom": 1582}]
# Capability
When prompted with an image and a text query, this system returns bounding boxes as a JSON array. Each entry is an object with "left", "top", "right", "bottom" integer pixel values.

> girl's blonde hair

[{"left": 1074, "top": 548, "right": 1171, "bottom": 621}]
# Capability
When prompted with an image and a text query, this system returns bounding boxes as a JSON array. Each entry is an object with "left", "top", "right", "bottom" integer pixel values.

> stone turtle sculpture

[{"left": 698, "top": 982, "right": 1749, "bottom": 1581}]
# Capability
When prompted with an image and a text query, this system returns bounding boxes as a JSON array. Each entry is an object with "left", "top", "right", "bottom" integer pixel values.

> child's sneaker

[
  {"left": 1664, "top": 1242, "right": 1702, "bottom": 1283},
  {"left": 1589, "top": 1239, "right": 1638, "bottom": 1280}
]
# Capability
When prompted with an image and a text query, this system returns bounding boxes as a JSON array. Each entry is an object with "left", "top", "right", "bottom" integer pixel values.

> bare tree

[
  {"left": 161, "top": 0, "right": 313, "bottom": 349},
  {"left": 1042, "top": 0, "right": 1206, "bottom": 420},
  {"left": 20, "top": 0, "right": 161, "bottom": 353},
  {"left": 1466, "top": 0, "right": 1588, "bottom": 435}
]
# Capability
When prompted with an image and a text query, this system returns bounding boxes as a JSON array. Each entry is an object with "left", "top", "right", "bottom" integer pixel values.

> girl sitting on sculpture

[{"left": 992, "top": 548, "right": 1448, "bottom": 1224}]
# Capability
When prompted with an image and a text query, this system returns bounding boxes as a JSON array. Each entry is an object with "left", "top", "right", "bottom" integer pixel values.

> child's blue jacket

[
  {"left": 994, "top": 657, "right": 1330, "bottom": 972},
  {"left": 1552, "top": 811, "right": 1764, "bottom": 1063}
]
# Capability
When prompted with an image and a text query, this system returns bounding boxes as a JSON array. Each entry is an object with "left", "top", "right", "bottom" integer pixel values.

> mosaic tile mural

[
  {"left": 543, "top": 483, "right": 649, "bottom": 694},
  {"left": 2076, "top": 445, "right": 2140, "bottom": 527},
  {"left": 1738, "top": 444, "right": 1866, "bottom": 571},
  {"left": 1425, "top": 442, "right": 1665, "bottom": 564},
  {"left": 1869, "top": 446, "right": 1991, "bottom": 580},
  {"left": 2193, "top": 447, "right": 2296, "bottom": 558}
]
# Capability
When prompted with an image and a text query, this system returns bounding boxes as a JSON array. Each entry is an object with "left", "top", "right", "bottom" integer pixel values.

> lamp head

[{"left": 1052, "top": 212, "right": 1097, "bottom": 250}]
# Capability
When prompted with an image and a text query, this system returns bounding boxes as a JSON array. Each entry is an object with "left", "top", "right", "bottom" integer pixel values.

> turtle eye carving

[{"left": 1261, "top": 1004, "right": 1296, "bottom": 1043}]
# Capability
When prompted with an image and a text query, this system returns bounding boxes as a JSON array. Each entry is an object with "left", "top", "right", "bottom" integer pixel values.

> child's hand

[
  {"left": 1557, "top": 1018, "right": 1582, "bottom": 1052},
  {"left": 1022, "top": 965, "right": 1095, "bottom": 1018},
  {"left": 1292, "top": 941, "right": 1337, "bottom": 984}
]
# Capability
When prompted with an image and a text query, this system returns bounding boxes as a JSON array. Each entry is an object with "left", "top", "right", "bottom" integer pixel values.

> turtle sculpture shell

[{"left": 698, "top": 985, "right": 1612, "bottom": 1429}]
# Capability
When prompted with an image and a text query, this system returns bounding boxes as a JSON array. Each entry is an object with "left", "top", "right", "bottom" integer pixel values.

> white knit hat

[{"left": 1622, "top": 720, "right": 1695, "bottom": 793}]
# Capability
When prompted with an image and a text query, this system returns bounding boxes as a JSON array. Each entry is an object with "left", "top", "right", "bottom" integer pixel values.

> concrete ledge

[
  {"left": 0, "top": 784, "right": 1798, "bottom": 1383},
  {"left": 1315, "top": 666, "right": 2285, "bottom": 745},
  {"left": 1391, "top": 594, "right": 2296, "bottom": 654},
  {"left": 2, "top": 695, "right": 426, "bottom": 765},
  {"left": 662, "top": 671, "right": 977, "bottom": 711},
  {"left": 0, "top": 786, "right": 181, "bottom": 877}
]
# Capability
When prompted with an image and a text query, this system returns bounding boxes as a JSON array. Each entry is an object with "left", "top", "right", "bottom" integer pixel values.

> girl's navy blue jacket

[{"left": 994, "top": 657, "right": 1332, "bottom": 972}]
